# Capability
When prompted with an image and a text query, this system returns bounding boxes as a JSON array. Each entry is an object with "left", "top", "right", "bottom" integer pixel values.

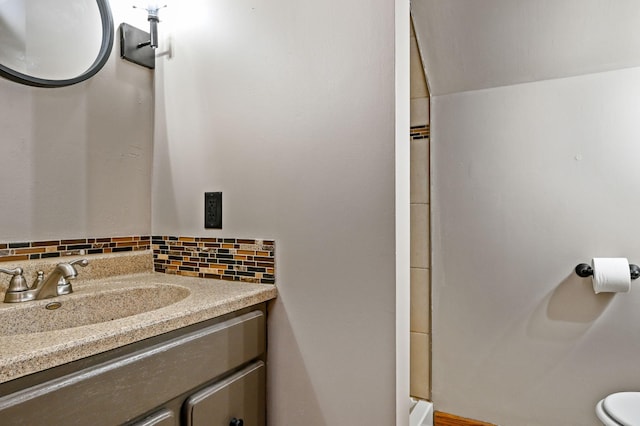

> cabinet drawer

[
  {"left": 184, "top": 361, "right": 265, "bottom": 426},
  {"left": 0, "top": 310, "right": 265, "bottom": 425},
  {"left": 132, "top": 409, "right": 176, "bottom": 426}
]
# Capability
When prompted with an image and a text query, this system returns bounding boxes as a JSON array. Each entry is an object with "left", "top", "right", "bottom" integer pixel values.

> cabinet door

[{"left": 184, "top": 361, "right": 265, "bottom": 426}]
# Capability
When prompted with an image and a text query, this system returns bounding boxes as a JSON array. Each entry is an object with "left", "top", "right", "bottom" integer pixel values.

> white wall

[
  {"left": 432, "top": 67, "right": 640, "bottom": 425},
  {"left": 0, "top": 4, "right": 153, "bottom": 242},
  {"left": 152, "top": 0, "right": 400, "bottom": 424},
  {"left": 411, "top": 0, "right": 640, "bottom": 95}
]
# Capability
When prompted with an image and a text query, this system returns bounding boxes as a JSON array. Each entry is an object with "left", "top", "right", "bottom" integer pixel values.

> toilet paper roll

[{"left": 592, "top": 258, "right": 631, "bottom": 294}]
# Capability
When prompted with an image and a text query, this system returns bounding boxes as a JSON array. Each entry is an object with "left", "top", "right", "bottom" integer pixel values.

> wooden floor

[{"left": 434, "top": 411, "right": 496, "bottom": 426}]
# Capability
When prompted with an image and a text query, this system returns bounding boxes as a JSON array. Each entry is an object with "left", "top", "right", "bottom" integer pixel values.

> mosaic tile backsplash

[
  {"left": 410, "top": 124, "right": 430, "bottom": 140},
  {"left": 152, "top": 236, "right": 275, "bottom": 284},
  {"left": 0, "top": 236, "right": 151, "bottom": 262},
  {"left": 0, "top": 235, "right": 276, "bottom": 285}
]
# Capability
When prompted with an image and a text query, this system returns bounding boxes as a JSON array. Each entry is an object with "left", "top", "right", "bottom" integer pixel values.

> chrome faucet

[{"left": 0, "top": 259, "right": 89, "bottom": 303}]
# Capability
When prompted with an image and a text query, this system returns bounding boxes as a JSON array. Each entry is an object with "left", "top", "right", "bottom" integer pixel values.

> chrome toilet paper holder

[{"left": 575, "top": 263, "right": 640, "bottom": 280}]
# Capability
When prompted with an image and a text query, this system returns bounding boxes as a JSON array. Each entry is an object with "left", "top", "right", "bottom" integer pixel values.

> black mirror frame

[{"left": 0, "top": 0, "right": 114, "bottom": 88}]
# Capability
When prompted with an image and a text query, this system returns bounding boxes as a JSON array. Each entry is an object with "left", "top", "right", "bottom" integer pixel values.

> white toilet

[{"left": 596, "top": 392, "right": 640, "bottom": 425}]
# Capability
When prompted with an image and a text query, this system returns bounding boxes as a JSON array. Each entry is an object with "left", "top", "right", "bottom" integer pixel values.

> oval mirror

[{"left": 0, "top": 0, "right": 114, "bottom": 88}]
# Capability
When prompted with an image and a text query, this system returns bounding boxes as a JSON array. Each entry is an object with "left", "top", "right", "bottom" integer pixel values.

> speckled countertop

[{"left": 0, "top": 265, "right": 277, "bottom": 384}]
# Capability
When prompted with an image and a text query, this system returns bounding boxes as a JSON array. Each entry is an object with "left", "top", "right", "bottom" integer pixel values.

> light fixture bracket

[{"left": 119, "top": 23, "right": 155, "bottom": 69}]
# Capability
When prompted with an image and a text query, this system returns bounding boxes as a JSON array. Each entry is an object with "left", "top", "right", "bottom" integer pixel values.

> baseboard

[{"left": 434, "top": 411, "right": 495, "bottom": 426}]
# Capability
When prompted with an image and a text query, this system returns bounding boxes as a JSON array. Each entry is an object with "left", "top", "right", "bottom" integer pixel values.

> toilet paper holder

[{"left": 575, "top": 263, "right": 640, "bottom": 280}]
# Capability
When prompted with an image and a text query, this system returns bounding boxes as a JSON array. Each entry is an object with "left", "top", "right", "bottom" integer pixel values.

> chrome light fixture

[
  {"left": 120, "top": 2, "right": 167, "bottom": 69},
  {"left": 133, "top": 2, "right": 167, "bottom": 49}
]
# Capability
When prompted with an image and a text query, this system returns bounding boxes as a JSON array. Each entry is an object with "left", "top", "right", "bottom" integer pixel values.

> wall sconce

[
  {"left": 119, "top": 2, "right": 167, "bottom": 69},
  {"left": 134, "top": 2, "right": 167, "bottom": 49}
]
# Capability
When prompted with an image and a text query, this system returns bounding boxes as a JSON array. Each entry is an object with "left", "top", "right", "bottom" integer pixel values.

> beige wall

[
  {"left": 410, "top": 19, "right": 431, "bottom": 401},
  {"left": 432, "top": 67, "right": 640, "bottom": 425},
  {"left": 0, "top": 4, "right": 153, "bottom": 242},
  {"left": 0, "top": 2, "right": 408, "bottom": 422},
  {"left": 152, "top": 0, "right": 400, "bottom": 424}
]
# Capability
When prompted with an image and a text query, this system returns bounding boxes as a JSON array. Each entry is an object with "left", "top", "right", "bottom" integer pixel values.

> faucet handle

[
  {"left": 57, "top": 259, "right": 89, "bottom": 296},
  {"left": 0, "top": 267, "right": 29, "bottom": 292},
  {"left": 68, "top": 259, "right": 89, "bottom": 268},
  {"left": 0, "top": 267, "right": 22, "bottom": 276}
]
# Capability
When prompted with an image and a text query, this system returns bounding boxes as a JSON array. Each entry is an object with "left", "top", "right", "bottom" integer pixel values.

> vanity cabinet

[{"left": 0, "top": 305, "right": 267, "bottom": 426}]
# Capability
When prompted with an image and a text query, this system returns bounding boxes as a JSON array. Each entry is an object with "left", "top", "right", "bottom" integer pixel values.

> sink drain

[{"left": 45, "top": 302, "right": 62, "bottom": 310}]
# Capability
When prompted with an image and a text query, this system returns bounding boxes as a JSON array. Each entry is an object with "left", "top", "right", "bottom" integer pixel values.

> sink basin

[{"left": 0, "top": 283, "right": 190, "bottom": 336}]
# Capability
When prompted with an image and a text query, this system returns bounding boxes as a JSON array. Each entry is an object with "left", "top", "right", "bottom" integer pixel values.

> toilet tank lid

[{"left": 603, "top": 392, "right": 640, "bottom": 426}]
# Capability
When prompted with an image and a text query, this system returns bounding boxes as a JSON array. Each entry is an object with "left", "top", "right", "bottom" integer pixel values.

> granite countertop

[{"left": 0, "top": 272, "right": 277, "bottom": 384}]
